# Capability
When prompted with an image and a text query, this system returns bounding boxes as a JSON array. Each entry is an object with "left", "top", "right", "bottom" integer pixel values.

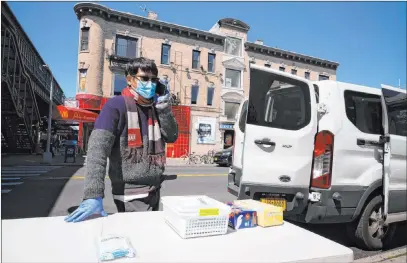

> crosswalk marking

[
  {"left": 1, "top": 165, "right": 62, "bottom": 195},
  {"left": 1, "top": 174, "right": 41, "bottom": 177},
  {"left": 2, "top": 182, "right": 23, "bottom": 186}
]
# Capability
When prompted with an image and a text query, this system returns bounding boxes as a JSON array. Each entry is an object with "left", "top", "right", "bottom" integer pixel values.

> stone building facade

[{"left": 73, "top": 2, "right": 339, "bottom": 155}]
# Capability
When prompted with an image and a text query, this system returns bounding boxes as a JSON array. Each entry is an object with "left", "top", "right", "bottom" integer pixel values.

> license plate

[{"left": 260, "top": 198, "right": 287, "bottom": 211}]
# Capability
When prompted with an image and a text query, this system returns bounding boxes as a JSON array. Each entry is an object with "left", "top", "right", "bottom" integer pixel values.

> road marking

[
  {"left": 1, "top": 177, "right": 21, "bottom": 180},
  {"left": 69, "top": 174, "right": 228, "bottom": 180},
  {"left": 1, "top": 189, "right": 12, "bottom": 194},
  {"left": 0, "top": 174, "right": 41, "bottom": 177},
  {"left": 2, "top": 182, "right": 24, "bottom": 186},
  {"left": 1, "top": 171, "right": 52, "bottom": 174}
]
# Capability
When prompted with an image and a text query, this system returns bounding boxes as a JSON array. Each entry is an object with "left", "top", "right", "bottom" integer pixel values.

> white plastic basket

[{"left": 161, "top": 195, "right": 231, "bottom": 239}]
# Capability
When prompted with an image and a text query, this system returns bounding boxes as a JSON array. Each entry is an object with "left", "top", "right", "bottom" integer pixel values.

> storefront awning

[{"left": 53, "top": 105, "right": 98, "bottom": 123}]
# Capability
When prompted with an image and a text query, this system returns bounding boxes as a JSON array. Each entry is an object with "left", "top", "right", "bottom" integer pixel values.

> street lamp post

[{"left": 42, "top": 64, "right": 54, "bottom": 164}]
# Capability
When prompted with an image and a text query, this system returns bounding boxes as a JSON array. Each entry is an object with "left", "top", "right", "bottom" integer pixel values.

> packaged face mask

[{"left": 99, "top": 235, "right": 136, "bottom": 262}]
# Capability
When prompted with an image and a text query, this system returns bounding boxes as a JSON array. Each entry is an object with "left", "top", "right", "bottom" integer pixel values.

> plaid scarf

[{"left": 121, "top": 87, "right": 166, "bottom": 167}]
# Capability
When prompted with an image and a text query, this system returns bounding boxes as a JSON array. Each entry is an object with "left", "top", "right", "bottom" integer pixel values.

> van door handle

[
  {"left": 254, "top": 139, "right": 276, "bottom": 146},
  {"left": 357, "top": 139, "right": 366, "bottom": 146},
  {"left": 357, "top": 138, "right": 381, "bottom": 147}
]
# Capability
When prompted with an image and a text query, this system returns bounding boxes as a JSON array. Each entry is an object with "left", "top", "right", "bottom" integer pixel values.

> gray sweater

[{"left": 83, "top": 95, "right": 178, "bottom": 199}]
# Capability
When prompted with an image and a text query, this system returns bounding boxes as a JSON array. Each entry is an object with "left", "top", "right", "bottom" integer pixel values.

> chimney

[
  {"left": 255, "top": 39, "right": 264, "bottom": 45},
  {"left": 148, "top": 11, "right": 158, "bottom": 20}
]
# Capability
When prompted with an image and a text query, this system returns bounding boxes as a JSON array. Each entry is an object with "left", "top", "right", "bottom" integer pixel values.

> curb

[{"left": 354, "top": 247, "right": 407, "bottom": 262}]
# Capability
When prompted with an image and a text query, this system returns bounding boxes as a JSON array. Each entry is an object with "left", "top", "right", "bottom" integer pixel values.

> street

[{"left": 1, "top": 165, "right": 406, "bottom": 260}]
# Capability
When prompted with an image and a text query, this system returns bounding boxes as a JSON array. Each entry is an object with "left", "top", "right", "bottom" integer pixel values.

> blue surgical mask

[{"left": 135, "top": 80, "right": 157, "bottom": 99}]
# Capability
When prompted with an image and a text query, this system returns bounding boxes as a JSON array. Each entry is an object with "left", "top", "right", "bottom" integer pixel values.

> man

[{"left": 65, "top": 58, "right": 178, "bottom": 223}]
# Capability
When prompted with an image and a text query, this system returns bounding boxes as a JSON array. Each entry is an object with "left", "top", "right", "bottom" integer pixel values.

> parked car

[
  {"left": 228, "top": 64, "right": 407, "bottom": 251},
  {"left": 213, "top": 146, "right": 233, "bottom": 167}
]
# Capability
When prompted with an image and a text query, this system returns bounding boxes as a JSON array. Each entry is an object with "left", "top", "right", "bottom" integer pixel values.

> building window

[
  {"left": 115, "top": 35, "right": 138, "bottom": 58},
  {"left": 191, "top": 85, "right": 199, "bottom": 105},
  {"left": 225, "top": 69, "right": 241, "bottom": 89},
  {"left": 279, "top": 66, "right": 285, "bottom": 72},
  {"left": 113, "top": 73, "right": 128, "bottom": 96},
  {"left": 224, "top": 101, "right": 240, "bottom": 120},
  {"left": 78, "top": 69, "right": 87, "bottom": 92},
  {"left": 80, "top": 28, "right": 89, "bottom": 51},
  {"left": 291, "top": 69, "right": 297, "bottom": 75},
  {"left": 305, "top": 72, "right": 310, "bottom": 79},
  {"left": 208, "top": 53, "right": 216, "bottom": 73},
  {"left": 224, "top": 37, "right": 242, "bottom": 57},
  {"left": 161, "top": 44, "right": 170, "bottom": 65},
  {"left": 192, "top": 50, "right": 200, "bottom": 69},
  {"left": 344, "top": 90, "right": 383, "bottom": 135},
  {"left": 207, "top": 87, "right": 215, "bottom": 106},
  {"left": 319, "top": 74, "right": 329, "bottom": 81}
]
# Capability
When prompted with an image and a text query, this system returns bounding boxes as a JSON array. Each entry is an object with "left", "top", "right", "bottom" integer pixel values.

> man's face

[{"left": 126, "top": 69, "right": 159, "bottom": 88}]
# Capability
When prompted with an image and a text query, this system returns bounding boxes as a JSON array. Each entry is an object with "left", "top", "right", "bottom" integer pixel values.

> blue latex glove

[{"left": 65, "top": 197, "right": 107, "bottom": 223}]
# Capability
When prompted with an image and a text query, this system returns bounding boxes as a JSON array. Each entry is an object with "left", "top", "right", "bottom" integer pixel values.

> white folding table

[{"left": 2, "top": 211, "right": 353, "bottom": 262}]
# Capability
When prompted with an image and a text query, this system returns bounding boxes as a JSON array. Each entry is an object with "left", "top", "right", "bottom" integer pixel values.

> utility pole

[{"left": 42, "top": 64, "right": 54, "bottom": 164}]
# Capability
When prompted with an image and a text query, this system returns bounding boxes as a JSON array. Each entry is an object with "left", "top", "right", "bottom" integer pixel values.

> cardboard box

[
  {"left": 227, "top": 203, "right": 257, "bottom": 230},
  {"left": 233, "top": 200, "right": 283, "bottom": 227}
]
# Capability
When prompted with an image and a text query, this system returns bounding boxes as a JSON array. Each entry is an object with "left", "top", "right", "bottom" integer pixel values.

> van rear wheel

[{"left": 348, "top": 195, "right": 396, "bottom": 250}]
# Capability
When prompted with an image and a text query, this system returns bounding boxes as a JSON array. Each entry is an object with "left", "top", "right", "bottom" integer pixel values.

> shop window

[
  {"left": 305, "top": 72, "right": 310, "bottom": 80},
  {"left": 291, "top": 69, "right": 297, "bottom": 75},
  {"left": 192, "top": 50, "right": 200, "bottom": 69},
  {"left": 279, "top": 66, "right": 285, "bottom": 72},
  {"left": 80, "top": 28, "right": 89, "bottom": 51},
  {"left": 225, "top": 69, "right": 241, "bottom": 89},
  {"left": 207, "top": 87, "right": 215, "bottom": 106},
  {"left": 115, "top": 35, "right": 138, "bottom": 58},
  {"left": 208, "top": 53, "right": 216, "bottom": 73},
  {"left": 113, "top": 73, "right": 128, "bottom": 96},
  {"left": 224, "top": 101, "right": 240, "bottom": 120},
  {"left": 161, "top": 44, "right": 170, "bottom": 65},
  {"left": 191, "top": 85, "right": 199, "bottom": 105},
  {"left": 224, "top": 37, "right": 242, "bottom": 57}
]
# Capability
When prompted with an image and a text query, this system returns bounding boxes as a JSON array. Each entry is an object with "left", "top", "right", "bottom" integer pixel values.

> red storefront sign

[
  {"left": 166, "top": 105, "right": 191, "bottom": 158},
  {"left": 53, "top": 105, "right": 98, "bottom": 122}
]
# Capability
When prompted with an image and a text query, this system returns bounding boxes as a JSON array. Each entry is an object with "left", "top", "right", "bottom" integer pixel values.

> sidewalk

[
  {"left": 355, "top": 247, "right": 406, "bottom": 263},
  {"left": 1, "top": 154, "right": 85, "bottom": 167},
  {"left": 1, "top": 155, "right": 217, "bottom": 168}
]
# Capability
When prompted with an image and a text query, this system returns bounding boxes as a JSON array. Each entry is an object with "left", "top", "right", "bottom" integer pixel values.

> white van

[{"left": 228, "top": 64, "right": 407, "bottom": 250}]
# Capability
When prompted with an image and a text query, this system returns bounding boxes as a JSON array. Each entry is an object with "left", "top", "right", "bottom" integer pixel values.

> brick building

[{"left": 73, "top": 3, "right": 339, "bottom": 156}]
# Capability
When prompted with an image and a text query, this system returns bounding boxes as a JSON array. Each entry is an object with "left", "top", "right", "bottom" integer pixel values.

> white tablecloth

[{"left": 2, "top": 212, "right": 353, "bottom": 262}]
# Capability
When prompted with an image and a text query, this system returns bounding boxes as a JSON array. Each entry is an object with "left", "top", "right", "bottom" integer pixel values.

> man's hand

[
  {"left": 65, "top": 197, "right": 107, "bottom": 223},
  {"left": 155, "top": 93, "right": 171, "bottom": 111}
]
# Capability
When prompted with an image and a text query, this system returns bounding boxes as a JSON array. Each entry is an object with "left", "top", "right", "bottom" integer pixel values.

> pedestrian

[{"left": 65, "top": 58, "right": 178, "bottom": 223}]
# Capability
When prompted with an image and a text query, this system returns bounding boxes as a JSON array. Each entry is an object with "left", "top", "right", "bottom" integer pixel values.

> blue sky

[{"left": 8, "top": 1, "right": 406, "bottom": 98}]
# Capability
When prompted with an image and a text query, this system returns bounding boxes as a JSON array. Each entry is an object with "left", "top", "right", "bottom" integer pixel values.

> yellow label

[{"left": 199, "top": 208, "right": 219, "bottom": 216}]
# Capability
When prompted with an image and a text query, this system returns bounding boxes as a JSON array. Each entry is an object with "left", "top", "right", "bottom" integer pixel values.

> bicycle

[
  {"left": 202, "top": 150, "right": 217, "bottom": 164},
  {"left": 179, "top": 150, "right": 201, "bottom": 165}
]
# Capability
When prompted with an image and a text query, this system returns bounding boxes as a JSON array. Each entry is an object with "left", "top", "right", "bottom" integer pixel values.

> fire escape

[
  {"left": 1, "top": 22, "right": 41, "bottom": 153},
  {"left": 1, "top": 2, "right": 59, "bottom": 154}
]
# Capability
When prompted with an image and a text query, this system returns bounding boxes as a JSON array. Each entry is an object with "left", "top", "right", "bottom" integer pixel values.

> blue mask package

[
  {"left": 98, "top": 235, "right": 136, "bottom": 262},
  {"left": 136, "top": 80, "right": 157, "bottom": 99}
]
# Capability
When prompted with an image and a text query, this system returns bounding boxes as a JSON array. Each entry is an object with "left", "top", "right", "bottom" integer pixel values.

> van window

[
  {"left": 344, "top": 91, "right": 383, "bottom": 135},
  {"left": 238, "top": 100, "right": 248, "bottom": 132},
  {"left": 385, "top": 93, "right": 407, "bottom": 137},
  {"left": 247, "top": 69, "right": 311, "bottom": 131}
]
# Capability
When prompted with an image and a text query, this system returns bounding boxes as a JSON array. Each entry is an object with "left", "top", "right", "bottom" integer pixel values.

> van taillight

[{"left": 311, "top": 131, "right": 334, "bottom": 189}]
